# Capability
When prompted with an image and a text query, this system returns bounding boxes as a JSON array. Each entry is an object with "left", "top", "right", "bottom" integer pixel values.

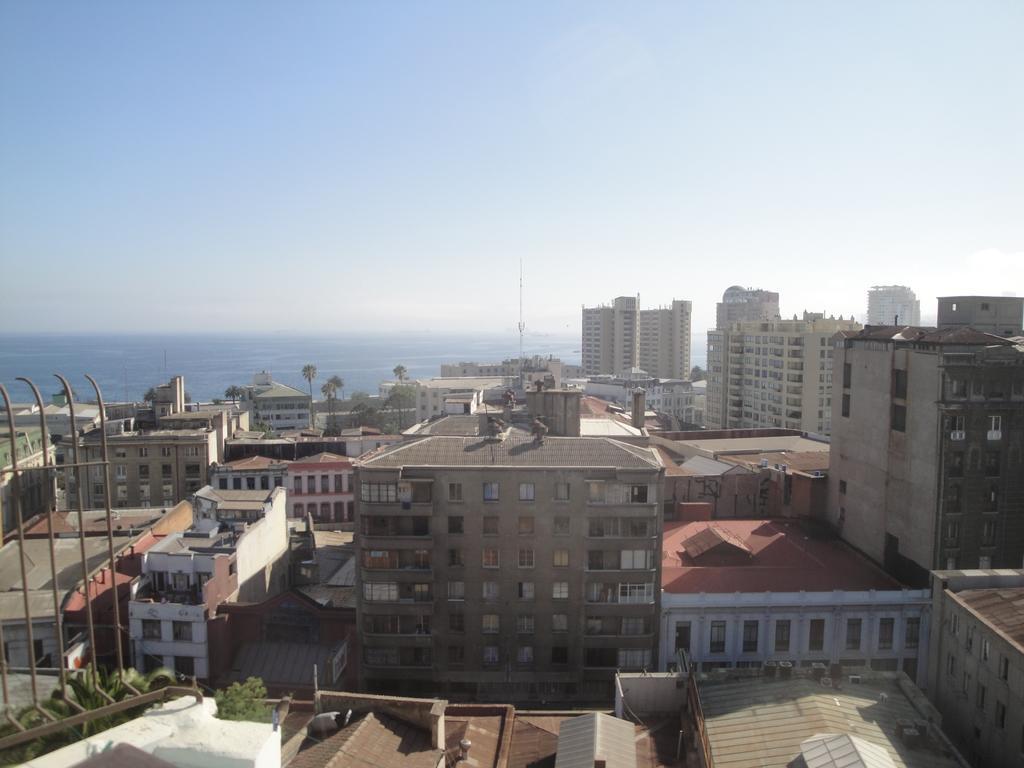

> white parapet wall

[{"left": 25, "top": 695, "right": 279, "bottom": 768}]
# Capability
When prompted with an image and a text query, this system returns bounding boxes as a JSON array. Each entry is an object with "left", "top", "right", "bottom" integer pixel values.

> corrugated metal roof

[
  {"left": 554, "top": 713, "right": 637, "bottom": 768},
  {"left": 955, "top": 587, "right": 1024, "bottom": 652}
]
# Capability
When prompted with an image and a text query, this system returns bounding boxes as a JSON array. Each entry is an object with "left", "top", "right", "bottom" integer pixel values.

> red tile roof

[
  {"left": 662, "top": 519, "right": 901, "bottom": 594},
  {"left": 289, "top": 452, "right": 353, "bottom": 469}
]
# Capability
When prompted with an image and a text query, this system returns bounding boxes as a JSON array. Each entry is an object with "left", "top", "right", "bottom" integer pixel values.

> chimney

[{"left": 631, "top": 388, "right": 646, "bottom": 430}]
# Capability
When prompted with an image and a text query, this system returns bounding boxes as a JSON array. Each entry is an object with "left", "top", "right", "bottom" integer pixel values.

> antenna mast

[{"left": 518, "top": 260, "right": 525, "bottom": 388}]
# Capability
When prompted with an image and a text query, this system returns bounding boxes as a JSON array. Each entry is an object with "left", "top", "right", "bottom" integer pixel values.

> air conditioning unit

[{"left": 950, "top": 430, "right": 966, "bottom": 441}]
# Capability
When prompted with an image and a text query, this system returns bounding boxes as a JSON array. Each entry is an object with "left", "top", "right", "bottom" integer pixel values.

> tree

[
  {"left": 215, "top": 677, "right": 270, "bottom": 722},
  {"left": 384, "top": 384, "right": 416, "bottom": 432},
  {"left": 393, "top": 364, "right": 407, "bottom": 382},
  {"left": 689, "top": 365, "right": 705, "bottom": 382},
  {"left": 301, "top": 364, "right": 318, "bottom": 428},
  {"left": 321, "top": 379, "right": 338, "bottom": 430},
  {"left": 143, "top": 387, "right": 157, "bottom": 403},
  {"left": 252, "top": 420, "right": 274, "bottom": 437},
  {"left": 328, "top": 374, "right": 344, "bottom": 404},
  {"left": 224, "top": 385, "right": 243, "bottom": 403}
]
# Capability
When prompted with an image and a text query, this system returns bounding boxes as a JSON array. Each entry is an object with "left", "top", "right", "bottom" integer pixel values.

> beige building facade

[
  {"left": 638, "top": 299, "right": 692, "bottom": 380},
  {"left": 582, "top": 296, "right": 638, "bottom": 376}
]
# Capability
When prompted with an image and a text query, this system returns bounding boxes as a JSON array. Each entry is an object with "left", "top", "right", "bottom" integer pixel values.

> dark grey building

[
  {"left": 354, "top": 429, "right": 664, "bottom": 704},
  {"left": 829, "top": 327, "right": 1024, "bottom": 587},
  {"left": 938, "top": 296, "right": 1024, "bottom": 337}
]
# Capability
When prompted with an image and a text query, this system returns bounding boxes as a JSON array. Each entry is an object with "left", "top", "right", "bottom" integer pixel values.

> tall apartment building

[
  {"left": 706, "top": 286, "right": 781, "bottom": 429},
  {"left": 581, "top": 296, "right": 638, "bottom": 376},
  {"left": 867, "top": 285, "right": 920, "bottom": 326},
  {"left": 715, "top": 286, "right": 780, "bottom": 328},
  {"left": 705, "top": 313, "right": 860, "bottom": 434},
  {"left": 828, "top": 327, "right": 1024, "bottom": 587},
  {"left": 938, "top": 295, "right": 1024, "bottom": 337},
  {"left": 355, "top": 412, "right": 664, "bottom": 703},
  {"left": 638, "top": 299, "right": 692, "bottom": 380}
]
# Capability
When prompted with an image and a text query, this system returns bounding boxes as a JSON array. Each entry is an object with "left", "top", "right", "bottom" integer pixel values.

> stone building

[
  {"left": 354, "top": 402, "right": 664, "bottom": 703},
  {"left": 829, "top": 327, "right": 1024, "bottom": 587}
]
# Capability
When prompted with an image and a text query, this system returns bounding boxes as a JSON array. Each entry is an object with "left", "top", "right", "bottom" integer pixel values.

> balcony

[
  {"left": 132, "top": 575, "right": 205, "bottom": 606},
  {"left": 987, "top": 430, "right": 1002, "bottom": 441},
  {"left": 950, "top": 430, "right": 966, "bottom": 441}
]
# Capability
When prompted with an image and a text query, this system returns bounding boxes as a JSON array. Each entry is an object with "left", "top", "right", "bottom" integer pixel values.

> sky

[{"left": 1, "top": 1, "right": 1022, "bottom": 337}]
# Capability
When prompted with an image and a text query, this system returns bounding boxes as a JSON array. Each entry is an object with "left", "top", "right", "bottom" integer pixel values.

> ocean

[{"left": 0, "top": 332, "right": 708, "bottom": 404}]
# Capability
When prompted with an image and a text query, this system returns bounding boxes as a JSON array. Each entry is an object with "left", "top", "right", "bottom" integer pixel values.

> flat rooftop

[
  {"left": 671, "top": 434, "right": 829, "bottom": 458},
  {"left": 149, "top": 529, "right": 233, "bottom": 554},
  {"left": 719, "top": 450, "right": 830, "bottom": 475},
  {"left": 662, "top": 519, "right": 900, "bottom": 594},
  {"left": 24, "top": 507, "right": 175, "bottom": 537},
  {"left": 699, "top": 675, "right": 966, "bottom": 768},
  {"left": 414, "top": 376, "right": 507, "bottom": 389},
  {"left": 360, "top": 434, "right": 662, "bottom": 470}
]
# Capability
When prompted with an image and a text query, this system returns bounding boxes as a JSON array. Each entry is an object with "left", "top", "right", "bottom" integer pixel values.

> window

[
  {"left": 982, "top": 520, "right": 997, "bottom": 546},
  {"left": 483, "top": 482, "right": 499, "bottom": 501},
  {"left": 808, "top": 619, "right": 825, "bottom": 652},
  {"left": 334, "top": 474, "right": 343, "bottom": 492},
  {"left": 552, "top": 614, "right": 568, "bottom": 632},
  {"left": 618, "top": 583, "right": 652, "bottom": 603},
  {"left": 620, "top": 550, "right": 652, "bottom": 570},
  {"left": 839, "top": 480, "right": 847, "bottom": 495},
  {"left": 629, "top": 485, "right": 649, "bottom": 503},
  {"left": 841, "top": 394, "right": 850, "bottom": 418},
  {"left": 710, "top": 621, "right": 726, "bottom": 653},
  {"left": 482, "top": 614, "right": 499, "bottom": 633},
  {"left": 363, "top": 582, "right": 398, "bottom": 602},
  {"left": 448, "top": 516, "right": 464, "bottom": 534},
  {"left": 996, "top": 700, "right": 1006, "bottom": 729},
  {"left": 448, "top": 548, "right": 464, "bottom": 567},
  {"left": 891, "top": 404, "right": 906, "bottom": 432},
  {"left": 999, "top": 655, "right": 1009, "bottom": 681},
  {"left": 162, "top": 464, "right": 173, "bottom": 478},
  {"left": 977, "top": 683, "right": 986, "bottom": 711},
  {"left": 449, "top": 612, "right": 465, "bottom": 632},
  {"left": 115, "top": 464, "right": 127, "bottom": 480},
  {"left": 307, "top": 476, "right": 316, "bottom": 493},
  {"left": 483, "top": 516, "right": 499, "bottom": 536},
  {"left": 517, "top": 615, "right": 535, "bottom": 633},
  {"left": 675, "top": 622, "right": 692, "bottom": 653},
  {"left": 320, "top": 475, "right": 329, "bottom": 493},
  {"left": 893, "top": 369, "right": 908, "bottom": 399},
  {"left": 482, "top": 581, "right": 499, "bottom": 600},
  {"left": 842, "top": 362, "right": 851, "bottom": 388},
  {"left": 878, "top": 618, "right": 894, "bottom": 650},
  {"left": 518, "top": 581, "right": 534, "bottom": 600},
  {"left": 449, "top": 645, "right": 465, "bottom": 665},
  {"left": 142, "top": 620, "right": 161, "bottom": 640},
  {"left": 982, "top": 638, "right": 991, "bottom": 660},
  {"left": 161, "top": 446, "right": 172, "bottom": 457},
  {"left": 553, "top": 549, "right": 569, "bottom": 567},
  {"left": 483, "top": 646, "right": 500, "bottom": 665},
  {"left": 905, "top": 618, "right": 920, "bottom": 650},
  {"left": 946, "top": 654, "right": 956, "bottom": 676},
  {"left": 587, "top": 482, "right": 606, "bottom": 503},
  {"left": 138, "top": 447, "right": 148, "bottom": 458},
  {"left": 553, "top": 517, "right": 570, "bottom": 535},
  {"left": 622, "top": 617, "right": 647, "bottom": 636},
  {"left": 518, "top": 516, "right": 535, "bottom": 535},
  {"left": 552, "top": 582, "right": 569, "bottom": 599},
  {"left": 172, "top": 621, "right": 192, "bottom": 642},
  {"left": 519, "top": 483, "right": 535, "bottom": 501},
  {"left": 618, "top": 649, "right": 651, "bottom": 669},
  {"left": 517, "top": 646, "right": 534, "bottom": 664},
  {"left": 846, "top": 619, "right": 862, "bottom": 651},
  {"left": 742, "top": 621, "right": 758, "bottom": 653},
  {"left": 174, "top": 656, "right": 195, "bottom": 677},
  {"left": 361, "top": 483, "right": 398, "bottom": 502},
  {"left": 447, "top": 581, "right": 465, "bottom": 600},
  {"left": 448, "top": 483, "right": 463, "bottom": 502},
  {"left": 985, "top": 451, "right": 1001, "bottom": 476},
  {"left": 949, "top": 452, "right": 964, "bottom": 477},
  {"left": 555, "top": 482, "right": 570, "bottom": 501},
  {"left": 551, "top": 646, "right": 568, "bottom": 664}
]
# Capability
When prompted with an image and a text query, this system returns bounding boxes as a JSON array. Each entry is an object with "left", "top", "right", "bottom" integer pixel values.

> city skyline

[{"left": 2, "top": 2, "right": 1022, "bottom": 335}]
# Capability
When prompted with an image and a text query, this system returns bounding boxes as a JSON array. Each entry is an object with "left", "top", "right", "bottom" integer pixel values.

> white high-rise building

[
  {"left": 867, "top": 285, "right": 920, "bottom": 326},
  {"left": 638, "top": 299, "right": 692, "bottom": 380},
  {"left": 581, "top": 296, "right": 638, "bottom": 376}
]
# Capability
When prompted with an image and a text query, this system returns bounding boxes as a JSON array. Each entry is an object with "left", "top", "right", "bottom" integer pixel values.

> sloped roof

[
  {"left": 679, "top": 524, "right": 753, "bottom": 559},
  {"left": 800, "top": 733, "right": 897, "bottom": 768},
  {"left": 679, "top": 455, "right": 747, "bottom": 476},
  {"left": 554, "top": 713, "right": 637, "bottom": 768},
  {"left": 289, "top": 711, "right": 443, "bottom": 768},
  {"left": 253, "top": 382, "right": 309, "bottom": 399},
  {"left": 220, "top": 455, "right": 291, "bottom": 470},
  {"left": 360, "top": 434, "right": 662, "bottom": 470},
  {"left": 954, "top": 587, "right": 1024, "bottom": 652}
]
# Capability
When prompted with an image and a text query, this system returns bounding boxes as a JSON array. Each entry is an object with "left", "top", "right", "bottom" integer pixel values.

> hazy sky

[{"left": 2, "top": 1, "right": 1021, "bottom": 337}]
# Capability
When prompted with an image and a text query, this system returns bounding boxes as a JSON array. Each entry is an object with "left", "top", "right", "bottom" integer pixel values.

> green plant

[{"left": 214, "top": 677, "right": 270, "bottom": 722}]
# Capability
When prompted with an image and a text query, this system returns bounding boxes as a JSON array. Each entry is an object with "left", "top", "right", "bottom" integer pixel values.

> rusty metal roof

[{"left": 955, "top": 587, "right": 1024, "bottom": 651}]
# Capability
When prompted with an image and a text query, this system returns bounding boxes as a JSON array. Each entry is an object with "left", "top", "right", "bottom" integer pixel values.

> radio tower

[{"left": 518, "top": 260, "right": 526, "bottom": 389}]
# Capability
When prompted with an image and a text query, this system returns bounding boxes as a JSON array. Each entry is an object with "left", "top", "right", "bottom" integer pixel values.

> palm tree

[
  {"left": 321, "top": 379, "right": 337, "bottom": 429},
  {"left": 224, "top": 385, "right": 243, "bottom": 403},
  {"left": 301, "top": 364, "right": 318, "bottom": 428},
  {"left": 393, "top": 364, "right": 408, "bottom": 382},
  {"left": 328, "top": 375, "right": 344, "bottom": 405}
]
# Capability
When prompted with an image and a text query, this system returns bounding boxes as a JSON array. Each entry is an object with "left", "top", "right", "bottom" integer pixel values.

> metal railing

[{"left": 0, "top": 375, "right": 200, "bottom": 753}]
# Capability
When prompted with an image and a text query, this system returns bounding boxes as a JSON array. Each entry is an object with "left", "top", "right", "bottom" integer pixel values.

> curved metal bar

[
  {"left": 15, "top": 377, "right": 69, "bottom": 702},
  {"left": 0, "top": 383, "right": 41, "bottom": 706},
  {"left": 53, "top": 374, "right": 99, "bottom": 690},
  {"left": 83, "top": 375, "right": 126, "bottom": 675}
]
